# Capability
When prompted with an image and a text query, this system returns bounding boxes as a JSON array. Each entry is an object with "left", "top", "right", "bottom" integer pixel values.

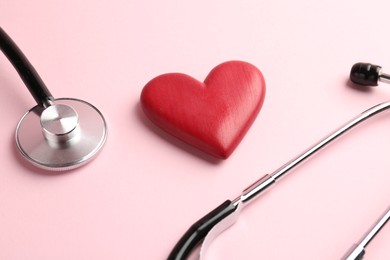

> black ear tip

[{"left": 350, "top": 62, "right": 381, "bottom": 86}]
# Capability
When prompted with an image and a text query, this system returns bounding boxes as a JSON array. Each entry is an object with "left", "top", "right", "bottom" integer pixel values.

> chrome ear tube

[
  {"left": 343, "top": 207, "right": 390, "bottom": 260},
  {"left": 0, "top": 28, "right": 107, "bottom": 171},
  {"left": 168, "top": 63, "right": 390, "bottom": 260}
]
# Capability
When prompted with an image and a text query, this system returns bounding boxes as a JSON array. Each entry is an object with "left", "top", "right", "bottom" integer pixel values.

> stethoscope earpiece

[
  {"left": 0, "top": 27, "right": 107, "bottom": 171},
  {"left": 350, "top": 62, "right": 390, "bottom": 86}
]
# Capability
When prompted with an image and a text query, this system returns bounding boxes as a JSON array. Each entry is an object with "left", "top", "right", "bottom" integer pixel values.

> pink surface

[{"left": 0, "top": 0, "right": 389, "bottom": 259}]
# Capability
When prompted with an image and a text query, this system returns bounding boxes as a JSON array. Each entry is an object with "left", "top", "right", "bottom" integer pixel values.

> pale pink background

[{"left": 0, "top": 0, "right": 389, "bottom": 259}]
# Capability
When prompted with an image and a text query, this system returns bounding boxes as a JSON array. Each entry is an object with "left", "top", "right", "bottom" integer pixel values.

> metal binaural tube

[
  {"left": 379, "top": 72, "right": 390, "bottom": 85},
  {"left": 170, "top": 100, "right": 390, "bottom": 259},
  {"left": 234, "top": 101, "right": 390, "bottom": 208},
  {"left": 343, "top": 207, "right": 390, "bottom": 260},
  {"left": 358, "top": 207, "right": 390, "bottom": 249}
]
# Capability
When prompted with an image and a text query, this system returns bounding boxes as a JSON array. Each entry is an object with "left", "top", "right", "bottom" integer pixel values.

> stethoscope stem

[
  {"left": 0, "top": 27, "right": 53, "bottom": 107},
  {"left": 233, "top": 101, "right": 390, "bottom": 208}
]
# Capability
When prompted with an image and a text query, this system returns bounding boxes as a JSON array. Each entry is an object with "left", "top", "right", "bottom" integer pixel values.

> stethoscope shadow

[
  {"left": 134, "top": 102, "right": 223, "bottom": 166},
  {"left": 345, "top": 79, "right": 375, "bottom": 93}
]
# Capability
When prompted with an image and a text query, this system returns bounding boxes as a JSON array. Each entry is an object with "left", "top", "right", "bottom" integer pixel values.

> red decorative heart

[{"left": 140, "top": 61, "right": 266, "bottom": 159}]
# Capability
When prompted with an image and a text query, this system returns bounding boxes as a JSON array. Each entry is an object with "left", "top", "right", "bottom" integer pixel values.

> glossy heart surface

[{"left": 140, "top": 61, "right": 266, "bottom": 159}]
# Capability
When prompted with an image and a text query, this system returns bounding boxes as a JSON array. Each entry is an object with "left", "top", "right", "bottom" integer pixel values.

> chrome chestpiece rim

[
  {"left": 0, "top": 27, "right": 108, "bottom": 171},
  {"left": 16, "top": 98, "right": 107, "bottom": 171}
]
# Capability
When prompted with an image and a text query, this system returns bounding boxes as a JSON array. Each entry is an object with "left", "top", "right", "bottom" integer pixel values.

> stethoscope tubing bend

[{"left": 168, "top": 100, "right": 390, "bottom": 260}]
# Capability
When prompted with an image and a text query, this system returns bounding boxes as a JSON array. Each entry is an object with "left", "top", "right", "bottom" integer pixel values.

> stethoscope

[
  {"left": 1, "top": 27, "right": 388, "bottom": 259},
  {"left": 167, "top": 63, "right": 390, "bottom": 260},
  {"left": 0, "top": 27, "right": 107, "bottom": 171}
]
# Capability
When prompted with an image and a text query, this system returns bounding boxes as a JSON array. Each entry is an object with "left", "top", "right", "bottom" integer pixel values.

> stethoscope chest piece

[
  {"left": 0, "top": 27, "right": 108, "bottom": 171},
  {"left": 16, "top": 98, "right": 107, "bottom": 171}
]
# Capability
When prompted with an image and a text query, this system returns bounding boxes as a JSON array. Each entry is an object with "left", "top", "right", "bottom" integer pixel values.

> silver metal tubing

[
  {"left": 358, "top": 207, "right": 390, "bottom": 249},
  {"left": 234, "top": 101, "right": 390, "bottom": 207},
  {"left": 379, "top": 73, "right": 390, "bottom": 85},
  {"left": 343, "top": 206, "right": 390, "bottom": 260}
]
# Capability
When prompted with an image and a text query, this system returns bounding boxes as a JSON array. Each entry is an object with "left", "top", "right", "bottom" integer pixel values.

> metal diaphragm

[{"left": 16, "top": 98, "right": 107, "bottom": 171}]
